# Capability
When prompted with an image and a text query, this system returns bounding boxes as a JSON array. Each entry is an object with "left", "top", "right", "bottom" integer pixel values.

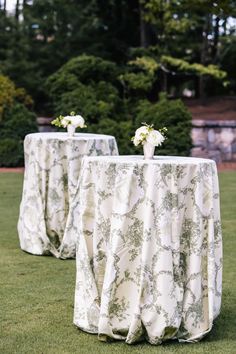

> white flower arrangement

[
  {"left": 51, "top": 111, "right": 86, "bottom": 129},
  {"left": 132, "top": 123, "right": 167, "bottom": 147}
]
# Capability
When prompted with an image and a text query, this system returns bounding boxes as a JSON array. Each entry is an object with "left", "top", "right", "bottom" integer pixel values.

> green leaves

[
  {"left": 134, "top": 93, "right": 192, "bottom": 156},
  {"left": 129, "top": 56, "right": 159, "bottom": 75},
  {"left": 0, "top": 75, "right": 37, "bottom": 166},
  {"left": 119, "top": 56, "right": 159, "bottom": 92},
  {"left": 119, "top": 72, "right": 154, "bottom": 91},
  {"left": 0, "top": 74, "right": 34, "bottom": 121},
  {"left": 0, "top": 75, "right": 15, "bottom": 121},
  {"left": 51, "top": 115, "right": 64, "bottom": 128},
  {"left": 46, "top": 55, "right": 122, "bottom": 123},
  {"left": 161, "top": 55, "right": 227, "bottom": 80}
]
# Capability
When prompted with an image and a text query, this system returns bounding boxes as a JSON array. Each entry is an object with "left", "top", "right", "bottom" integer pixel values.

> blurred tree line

[
  {"left": 0, "top": 0, "right": 235, "bottom": 165},
  {"left": 0, "top": 0, "right": 235, "bottom": 111}
]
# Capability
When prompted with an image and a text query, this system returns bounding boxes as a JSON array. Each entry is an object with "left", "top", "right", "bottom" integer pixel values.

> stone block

[
  {"left": 218, "top": 143, "right": 231, "bottom": 154},
  {"left": 208, "top": 143, "right": 217, "bottom": 150},
  {"left": 208, "top": 150, "right": 222, "bottom": 163},
  {"left": 220, "top": 128, "right": 234, "bottom": 144},
  {"left": 208, "top": 129, "right": 215, "bottom": 143},
  {"left": 191, "top": 147, "right": 208, "bottom": 158},
  {"left": 232, "top": 143, "right": 236, "bottom": 153},
  {"left": 191, "top": 128, "right": 207, "bottom": 148},
  {"left": 232, "top": 153, "right": 236, "bottom": 160}
]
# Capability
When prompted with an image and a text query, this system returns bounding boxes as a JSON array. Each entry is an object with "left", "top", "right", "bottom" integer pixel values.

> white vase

[
  {"left": 143, "top": 141, "right": 155, "bottom": 159},
  {"left": 67, "top": 124, "right": 76, "bottom": 137}
]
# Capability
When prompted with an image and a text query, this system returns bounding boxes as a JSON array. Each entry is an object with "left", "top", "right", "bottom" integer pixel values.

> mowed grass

[{"left": 0, "top": 172, "right": 235, "bottom": 354}]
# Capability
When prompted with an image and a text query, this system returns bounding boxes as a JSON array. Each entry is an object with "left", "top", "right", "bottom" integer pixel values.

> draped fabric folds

[
  {"left": 18, "top": 133, "right": 118, "bottom": 258},
  {"left": 71, "top": 156, "right": 222, "bottom": 344}
]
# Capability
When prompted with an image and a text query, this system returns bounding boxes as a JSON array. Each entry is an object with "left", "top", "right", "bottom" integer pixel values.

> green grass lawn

[{"left": 0, "top": 172, "right": 236, "bottom": 354}]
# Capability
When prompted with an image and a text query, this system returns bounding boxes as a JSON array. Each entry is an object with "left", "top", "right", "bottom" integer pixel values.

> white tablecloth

[
  {"left": 70, "top": 155, "right": 222, "bottom": 344},
  {"left": 18, "top": 133, "right": 118, "bottom": 258}
]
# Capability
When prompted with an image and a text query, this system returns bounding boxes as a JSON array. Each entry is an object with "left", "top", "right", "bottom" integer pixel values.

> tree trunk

[
  {"left": 3, "top": 0, "right": 6, "bottom": 14},
  {"left": 199, "top": 14, "right": 211, "bottom": 102},
  {"left": 15, "top": 0, "right": 20, "bottom": 21},
  {"left": 162, "top": 71, "right": 168, "bottom": 93},
  {"left": 199, "top": 76, "right": 206, "bottom": 102},
  {"left": 223, "top": 17, "right": 227, "bottom": 36},
  {"left": 139, "top": 0, "right": 148, "bottom": 47},
  {"left": 22, "top": 0, "right": 28, "bottom": 21},
  {"left": 212, "top": 16, "right": 219, "bottom": 61},
  {"left": 139, "top": 1, "right": 155, "bottom": 47}
]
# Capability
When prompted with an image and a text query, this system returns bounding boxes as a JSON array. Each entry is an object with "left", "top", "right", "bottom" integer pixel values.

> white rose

[
  {"left": 61, "top": 116, "right": 70, "bottom": 128},
  {"left": 134, "top": 126, "right": 149, "bottom": 143},
  {"left": 146, "top": 130, "right": 165, "bottom": 146},
  {"left": 70, "top": 115, "right": 85, "bottom": 128},
  {"left": 133, "top": 137, "right": 141, "bottom": 146},
  {"left": 135, "top": 126, "right": 149, "bottom": 138}
]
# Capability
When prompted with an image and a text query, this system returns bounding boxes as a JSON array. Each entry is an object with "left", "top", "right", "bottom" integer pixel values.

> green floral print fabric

[
  {"left": 70, "top": 156, "right": 222, "bottom": 344},
  {"left": 18, "top": 133, "right": 118, "bottom": 258}
]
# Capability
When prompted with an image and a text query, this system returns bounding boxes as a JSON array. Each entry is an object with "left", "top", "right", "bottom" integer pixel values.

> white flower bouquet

[
  {"left": 51, "top": 111, "right": 87, "bottom": 137},
  {"left": 132, "top": 123, "right": 167, "bottom": 159},
  {"left": 132, "top": 123, "right": 167, "bottom": 147},
  {"left": 51, "top": 111, "right": 86, "bottom": 129}
]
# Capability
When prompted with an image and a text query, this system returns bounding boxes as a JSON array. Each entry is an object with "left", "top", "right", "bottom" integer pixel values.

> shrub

[
  {"left": 0, "top": 75, "right": 15, "bottom": 120},
  {"left": 46, "top": 54, "right": 119, "bottom": 91},
  {"left": 135, "top": 93, "right": 192, "bottom": 156},
  {"left": 90, "top": 118, "right": 134, "bottom": 155},
  {"left": 46, "top": 55, "right": 123, "bottom": 124},
  {"left": 46, "top": 55, "right": 192, "bottom": 157},
  {"left": 0, "top": 75, "right": 37, "bottom": 167},
  {"left": 0, "top": 74, "right": 33, "bottom": 121},
  {"left": 53, "top": 82, "right": 121, "bottom": 123},
  {"left": 0, "top": 138, "right": 24, "bottom": 167},
  {"left": 1, "top": 103, "right": 37, "bottom": 140}
]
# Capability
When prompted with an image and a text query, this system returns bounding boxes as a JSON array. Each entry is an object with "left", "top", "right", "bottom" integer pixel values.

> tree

[
  {"left": 15, "top": 0, "right": 20, "bottom": 21},
  {"left": 0, "top": 74, "right": 37, "bottom": 167},
  {"left": 139, "top": 0, "right": 235, "bottom": 98},
  {"left": 0, "top": 0, "right": 235, "bottom": 111},
  {"left": 46, "top": 54, "right": 122, "bottom": 122}
]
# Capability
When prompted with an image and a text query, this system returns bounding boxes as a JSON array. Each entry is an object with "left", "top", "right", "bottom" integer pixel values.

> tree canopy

[
  {"left": 0, "top": 0, "right": 235, "bottom": 112},
  {"left": 0, "top": 1, "right": 235, "bottom": 166}
]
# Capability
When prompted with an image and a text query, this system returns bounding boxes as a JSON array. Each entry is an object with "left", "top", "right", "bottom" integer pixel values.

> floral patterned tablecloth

[
  {"left": 71, "top": 155, "right": 222, "bottom": 344},
  {"left": 17, "top": 133, "right": 118, "bottom": 258}
]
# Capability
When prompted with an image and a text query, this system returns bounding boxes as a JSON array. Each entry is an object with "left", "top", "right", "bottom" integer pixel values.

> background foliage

[
  {"left": 0, "top": 0, "right": 236, "bottom": 165},
  {"left": 0, "top": 74, "right": 37, "bottom": 167}
]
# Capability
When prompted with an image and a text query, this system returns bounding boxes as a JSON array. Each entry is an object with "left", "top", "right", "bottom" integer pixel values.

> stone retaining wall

[
  {"left": 37, "top": 117, "right": 55, "bottom": 132},
  {"left": 191, "top": 120, "right": 236, "bottom": 162}
]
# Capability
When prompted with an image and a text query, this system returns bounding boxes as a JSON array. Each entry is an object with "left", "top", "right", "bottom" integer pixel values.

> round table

[
  {"left": 17, "top": 132, "right": 118, "bottom": 258},
  {"left": 71, "top": 155, "right": 222, "bottom": 344}
]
